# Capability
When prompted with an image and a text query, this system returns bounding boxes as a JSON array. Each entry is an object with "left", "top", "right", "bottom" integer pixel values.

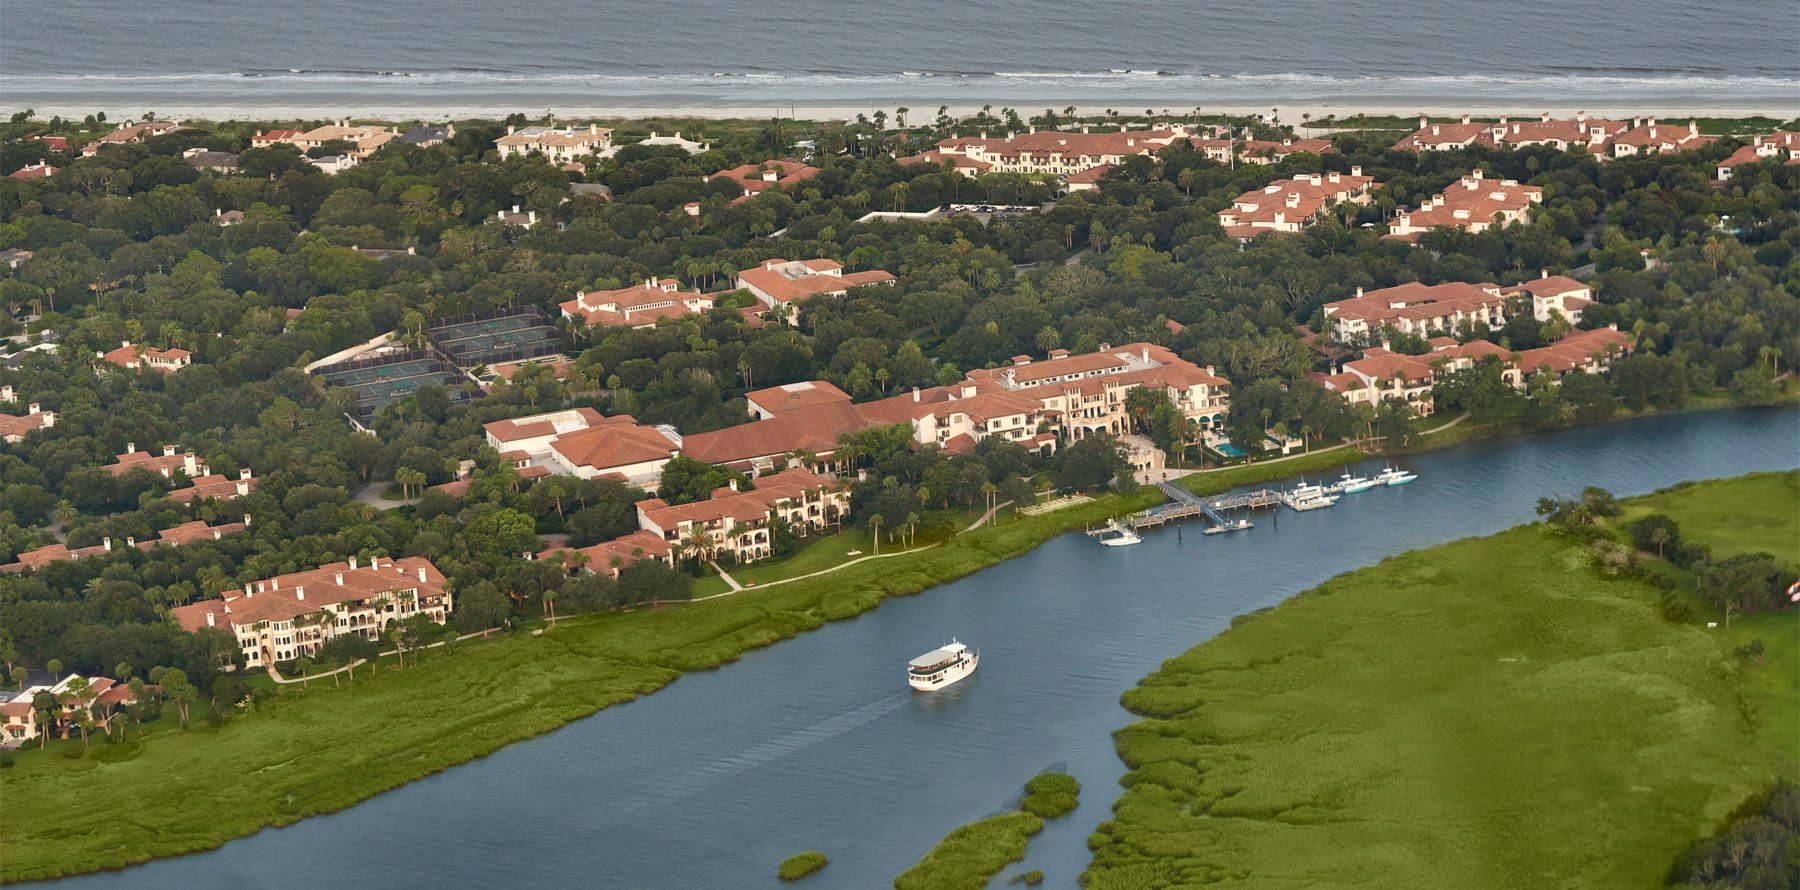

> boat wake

[{"left": 589, "top": 691, "right": 913, "bottom": 825}]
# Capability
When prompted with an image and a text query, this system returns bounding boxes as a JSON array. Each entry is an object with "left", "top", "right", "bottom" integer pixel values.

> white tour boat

[
  {"left": 908, "top": 640, "right": 979, "bottom": 691},
  {"left": 1284, "top": 478, "right": 1339, "bottom": 511},
  {"left": 1374, "top": 465, "right": 1418, "bottom": 486},
  {"left": 1095, "top": 519, "right": 1142, "bottom": 547}
]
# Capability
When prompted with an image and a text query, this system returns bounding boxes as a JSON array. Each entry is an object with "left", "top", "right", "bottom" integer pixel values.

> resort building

[
  {"left": 1392, "top": 113, "right": 1628, "bottom": 154},
  {"left": 560, "top": 278, "right": 714, "bottom": 329},
  {"left": 537, "top": 529, "right": 674, "bottom": 577},
  {"left": 733, "top": 258, "right": 897, "bottom": 316},
  {"left": 1608, "top": 119, "right": 1709, "bottom": 158},
  {"left": 171, "top": 555, "right": 453, "bottom": 668},
  {"left": 682, "top": 343, "right": 1230, "bottom": 473},
  {"left": 292, "top": 122, "right": 397, "bottom": 158},
  {"left": 307, "top": 154, "right": 360, "bottom": 175},
  {"left": 0, "top": 400, "right": 56, "bottom": 443},
  {"left": 1216, "top": 168, "right": 1378, "bottom": 240},
  {"left": 706, "top": 159, "right": 819, "bottom": 203},
  {"left": 484, "top": 408, "right": 681, "bottom": 490},
  {"left": 1192, "top": 136, "right": 1335, "bottom": 165},
  {"left": 1715, "top": 132, "right": 1800, "bottom": 181},
  {"left": 1061, "top": 165, "right": 1111, "bottom": 193},
  {"left": 603, "top": 131, "right": 709, "bottom": 157},
  {"left": 496, "top": 124, "right": 613, "bottom": 164},
  {"left": 100, "top": 340, "right": 192, "bottom": 373},
  {"left": 81, "top": 120, "right": 182, "bottom": 156},
  {"left": 1316, "top": 326, "right": 1633, "bottom": 414},
  {"left": 494, "top": 205, "right": 540, "bottom": 228},
  {"left": 635, "top": 469, "right": 850, "bottom": 564},
  {"left": 107, "top": 443, "right": 208, "bottom": 480},
  {"left": 1386, "top": 170, "right": 1542, "bottom": 242},
  {"left": 8, "top": 161, "right": 58, "bottom": 181},
  {"left": 915, "top": 125, "right": 1195, "bottom": 178},
  {"left": 1322, "top": 282, "right": 1512, "bottom": 344}
]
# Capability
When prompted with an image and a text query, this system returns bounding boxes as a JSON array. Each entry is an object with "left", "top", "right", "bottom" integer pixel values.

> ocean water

[{"left": 2, "top": 0, "right": 1796, "bottom": 113}]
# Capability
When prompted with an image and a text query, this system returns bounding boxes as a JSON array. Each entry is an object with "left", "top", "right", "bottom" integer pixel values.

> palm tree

[
  {"left": 982, "top": 481, "right": 998, "bottom": 525},
  {"left": 542, "top": 587, "right": 559, "bottom": 629},
  {"left": 681, "top": 525, "right": 713, "bottom": 568},
  {"left": 61, "top": 676, "right": 93, "bottom": 749},
  {"left": 1650, "top": 525, "right": 1671, "bottom": 557},
  {"left": 904, "top": 512, "right": 919, "bottom": 549},
  {"left": 52, "top": 499, "right": 76, "bottom": 526},
  {"left": 871, "top": 514, "right": 885, "bottom": 555}
]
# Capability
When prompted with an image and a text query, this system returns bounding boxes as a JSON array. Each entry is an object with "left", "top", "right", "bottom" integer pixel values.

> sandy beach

[{"left": 11, "top": 98, "right": 1794, "bottom": 126}]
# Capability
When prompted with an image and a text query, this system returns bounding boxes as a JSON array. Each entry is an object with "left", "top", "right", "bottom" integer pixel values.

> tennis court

[
  {"left": 319, "top": 354, "right": 467, "bottom": 418},
  {"left": 427, "top": 308, "right": 562, "bottom": 369}
]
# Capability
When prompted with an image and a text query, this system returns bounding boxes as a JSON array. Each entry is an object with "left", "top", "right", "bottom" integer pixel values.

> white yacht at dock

[{"left": 908, "top": 640, "right": 979, "bottom": 691}]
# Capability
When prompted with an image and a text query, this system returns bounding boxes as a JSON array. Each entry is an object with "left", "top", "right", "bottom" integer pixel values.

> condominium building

[
  {"left": 1715, "top": 132, "right": 1800, "bottom": 181},
  {"left": 1217, "top": 168, "right": 1378, "bottom": 240},
  {"left": 484, "top": 408, "right": 681, "bottom": 489},
  {"left": 1393, "top": 113, "right": 1628, "bottom": 154},
  {"left": 107, "top": 443, "right": 208, "bottom": 479},
  {"left": 291, "top": 122, "right": 397, "bottom": 158},
  {"left": 1387, "top": 170, "right": 1542, "bottom": 242},
  {"left": 917, "top": 125, "right": 1195, "bottom": 178},
  {"left": 1608, "top": 118, "right": 1709, "bottom": 158},
  {"left": 171, "top": 555, "right": 452, "bottom": 668},
  {"left": 1322, "top": 282, "right": 1511, "bottom": 343},
  {"left": 1316, "top": 326, "right": 1633, "bottom": 414},
  {"left": 706, "top": 159, "right": 819, "bottom": 202},
  {"left": 635, "top": 469, "right": 850, "bottom": 564}
]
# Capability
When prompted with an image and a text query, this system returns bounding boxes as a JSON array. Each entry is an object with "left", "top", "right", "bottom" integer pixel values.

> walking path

[
  {"left": 710, "top": 561, "right": 743, "bottom": 591},
  {"left": 264, "top": 628, "right": 498, "bottom": 685},
  {"left": 964, "top": 499, "right": 1015, "bottom": 532},
  {"left": 351, "top": 480, "right": 418, "bottom": 509}
]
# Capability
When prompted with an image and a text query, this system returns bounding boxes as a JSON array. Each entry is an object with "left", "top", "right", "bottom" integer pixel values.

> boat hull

[{"left": 909, "top": 653, "right": 978, "bottom": 691}]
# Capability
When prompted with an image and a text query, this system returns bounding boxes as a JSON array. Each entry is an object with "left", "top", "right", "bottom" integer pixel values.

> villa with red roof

[
  {"left": 537, "top": 529, "right": 674, "bottom": 578},
  {"left": 1217, "top": 168, "right": 1378, "bottom": 240},
  {"left": 1511, "top": 273, "right": 1593, "bottom": 323},
  {"left": 706, "top": 159, "right": 819, "bottom": 203},
  {"left": 169, "top": 468, "right": 260, "bottom": 503},
  {"left": 0, "top": 390, "right": 55, "bottom": 443},
  {"left": 4, "top": 515, "right": 251, "bottom": 573},
  {"left": 484, "top": 407, "right": 681, "bottom": 489},
  {"left": 108, "top": 443, "right": 208, "bottom": 480},
  {"left": 8, "top": 161, "right": 58, "bottom": 181},
  {"left": 734, "top": 258, "right": 896, "bottom": 316},
  {"left": 171, "top": 555, "right": 452, "bottom": 668},
  {"left": 635, "top": 468, "right": 849, "bottom": 564},
  {"left": 100, "top": 340, "right": 192, "bottom": 373},
  {"left": 560, "top": 278, "right": 714, "bottom": 329},
  {"left": 1192, "top": 136, "right": 1335, "bottom": 165},
  {"left": 251, "top": 128, "right": 303, "bottom": 148},
  {"left": 1387, "top": 170, "right": 1542, "bottom": 242},
  {"left": 3, "top": 674, "right": 138, "bottom": 744},
  {"left": 1716, "top": 132, "right": 1800, "bottom": 181},
  {"left": 1062, "top": 164, "right": 1112, "bottom": 193},
  {"left": 745, "top": 381, "right": 852, "bottom": 420}
]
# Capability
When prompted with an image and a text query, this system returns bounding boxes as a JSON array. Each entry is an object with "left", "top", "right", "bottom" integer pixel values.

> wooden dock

[{"left": 1129, "top": 482, "right": 1282, "bottom": 530}]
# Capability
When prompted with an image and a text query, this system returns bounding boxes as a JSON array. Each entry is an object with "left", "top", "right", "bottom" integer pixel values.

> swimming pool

[{"left": 1212, "top": 442, "right": 1247, "bottom": 458}]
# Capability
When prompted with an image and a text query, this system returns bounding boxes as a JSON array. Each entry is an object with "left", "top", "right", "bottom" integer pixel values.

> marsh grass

[
  {"left": 895, "top": 772, "right": 1081, "bottom": 890},
  {"left": 778, "top": 850, "right": 829, "bottom": 880},
  {"left": 1083, "top": 473, "right": 1800, "bottom": 890}
]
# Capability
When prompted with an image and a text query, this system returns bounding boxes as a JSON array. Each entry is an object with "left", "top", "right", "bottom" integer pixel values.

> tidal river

[{"left": 57, "top": 409, "right": 1799, "bottom": 889}]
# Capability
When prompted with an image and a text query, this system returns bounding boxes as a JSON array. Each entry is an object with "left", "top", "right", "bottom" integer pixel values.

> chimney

[
  {"left": 103, "top": 538, "right": 113, "bottom": 552},
  {"left": 27, "top": 403, "right": 39, "bottom": 415},
  {"left": 1646, "top": 116, "right": 1656, "bottom": 127},
  {"left": 1511, "top": 123, "right": 1520, "bottom": 135},
  {"left": 1540, "top": 112, "right": 1551, "bottom": 123},
  {"left": 335, "top": 571, "right": 344, "bottom": 584},
  {"left": 206, "top": 611, "right": 215, "bottom": 627},
  {"left": 296, "top": 586, "right": 305, "bottom": 601},
  {"left": 183, "top": 453, "right": 198, "bottom": 476},
  {"left": 1355, "top": 286, "right": 1364, "bottom": 297},
  {"left": 348, "top": 555, "right": 358, "bottom": 570},
  {"left": 507, "top": 124, "right": 516, "bottom": 135},
  {"left": 1540, "top": 269, "right": 1548, "bottom": 279},
  {"left": 127, "top": 442, "right": 136, "bottom": 453},
  {"left": 912, "top": 386, "right": 921, "bottom": 403},
  {"left": 417, "top": 566, "right": 427, "bottom": 583},
  {"left": 1205, "top": 365, "right": 1216, "bottom": 376},
  {"left": 126, "top": 536, "right": 135, "bottom": 547},
  {"left": 215, "top": 208, "right": 222, "bottom": 217},
  {"left": 1460, "top": 114, "right": 1471, "bottom": 124},
  {"left": 244, "top": 513, "right": 253, "bottom": 527},
  {"left": 163, "top": 444, "right": 176, "bottom": 457},
  {"left": 1351, "top": 165, "right": 1362, "bottom": 177},
  {"left": 407, "top": 246, "right": 416, "bottom": 255},
  {"left": 1430, "top": 125, "right": 1440, "bottom": 136},
  {"left": 236, "top": 481, "right": 249, "bottom": 496},
  {"left": 728, "top": 478, "right": 739, "bottom": 491},
  {"left": 1418, "top": 116, "right": 1428, "bottom": 129},
  {"left": 240, "top": 468, "right": 253, "bottom": 480},
  {"left": 1142, "top": 346, "right": 1151, "bottom": 362},
  {"left": 1688, "top": 120, "right": 1698, "bottom": 136}
]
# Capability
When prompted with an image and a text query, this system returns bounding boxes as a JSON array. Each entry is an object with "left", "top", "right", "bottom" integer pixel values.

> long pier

[{"left": 1129, "top": 482, "right": 1282, "bottom": 530}]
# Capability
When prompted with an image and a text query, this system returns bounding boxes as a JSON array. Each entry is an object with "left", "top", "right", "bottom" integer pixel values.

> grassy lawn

[
  {"left": 1083, "top": 474, "right": 1799, "bottom": 889},
  {"left": 730, "top": 528, "right": 876, "bottom": 586}
]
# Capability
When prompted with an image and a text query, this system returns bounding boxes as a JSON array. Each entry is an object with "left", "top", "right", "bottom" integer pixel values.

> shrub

[
  {"left": 778, "top": 851, "right": 828, "bottom": 881},
  {"left": 1008, "top": 869, "right": 1044, "bottom": 885}
]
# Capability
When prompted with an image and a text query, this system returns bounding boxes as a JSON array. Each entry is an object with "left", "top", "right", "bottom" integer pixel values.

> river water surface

[{"left": 56, "top": 410, "right": 1799, "bottom": 889}]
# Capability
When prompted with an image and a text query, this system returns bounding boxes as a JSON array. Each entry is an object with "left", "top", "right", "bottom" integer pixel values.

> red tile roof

[
  {"left": 170, "top": 556, "right": 447, "bottom": 633},
  {"left": 547, "top": 423, "right": 679, "bottom": 473}
]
